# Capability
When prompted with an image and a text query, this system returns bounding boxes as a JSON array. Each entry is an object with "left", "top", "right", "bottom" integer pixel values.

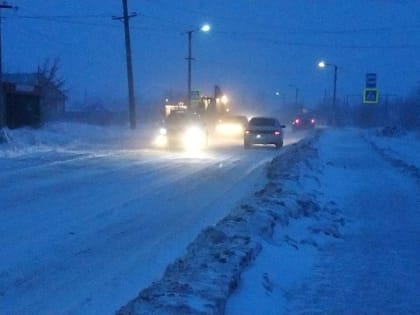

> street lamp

[
  {"left": 186, "top": 23, "right": 211, "bottom": 109},
  {"left": 318, "top": 60, "right": 338, "bottom": 125}
]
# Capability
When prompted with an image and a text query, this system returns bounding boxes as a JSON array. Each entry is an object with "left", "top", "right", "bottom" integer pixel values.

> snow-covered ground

[
  {"left": 226, "top": 128, "right": 420, "bottom": 315},
  {"left": 1, "top": 123, "right": 419, "bottom": 315},
  {"left": 116, "top": 127, "right": 419, "bottom": 315},
  {"left": 0, "top": 122, "right": 305, "bottom": 315}
]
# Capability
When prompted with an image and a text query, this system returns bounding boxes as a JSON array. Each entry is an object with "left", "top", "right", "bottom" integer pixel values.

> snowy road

[{"left": 0, "top": 124, "right": 307, "bottom": 315}]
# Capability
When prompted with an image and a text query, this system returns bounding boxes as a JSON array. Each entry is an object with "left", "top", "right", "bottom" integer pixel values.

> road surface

[{"left": 0, "top": 126, "right": 307, "bottom": 315}]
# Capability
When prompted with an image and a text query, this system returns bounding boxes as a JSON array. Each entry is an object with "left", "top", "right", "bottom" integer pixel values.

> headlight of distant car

[
  {"left": 153, "top": 127, "right": 168, "bottom": 147},
  {"left": 183, "top": 126, "right": 207, "bottom": 150},
  {"left": 215, "top": 123, "right": 243, "bottom": 135},
  {"left": 154, "top": 134, "right": 168, "bottom": 147}
]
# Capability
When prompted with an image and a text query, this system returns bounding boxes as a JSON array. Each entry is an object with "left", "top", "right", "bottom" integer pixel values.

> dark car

[
  {"left": 291, "top": 114, "right": 316, "bottom": 131},
  {"left": 244, "top": 117, "right": 285, "bottom": 149}
]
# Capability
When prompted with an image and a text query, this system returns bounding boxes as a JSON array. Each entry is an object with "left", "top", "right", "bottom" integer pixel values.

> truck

[{"left": 154, "top": 85, "right": 247, "bottom": 150}]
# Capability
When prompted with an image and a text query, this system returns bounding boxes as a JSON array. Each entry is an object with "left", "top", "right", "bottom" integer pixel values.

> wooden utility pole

[
  {"left": 0, "top": 2, "right": 13, "bottom": 128},
  {"left": 113, "top": 0, "right": 137, "bottom": 129}
]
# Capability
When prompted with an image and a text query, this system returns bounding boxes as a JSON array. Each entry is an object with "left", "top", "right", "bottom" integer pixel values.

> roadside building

[{"left": 3, "top": 72, "right": 66, "bottom": 127}]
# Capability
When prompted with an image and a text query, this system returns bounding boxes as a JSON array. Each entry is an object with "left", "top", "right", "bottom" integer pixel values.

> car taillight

[
  {"left": 274, "top": 130, "right": 281, "bottom": 135},
  {"left": 311, "top": 118, "right": 316, "bottom": 124},
  {"left": 295, "top": 119, "right": 300, "bottom": 124}
]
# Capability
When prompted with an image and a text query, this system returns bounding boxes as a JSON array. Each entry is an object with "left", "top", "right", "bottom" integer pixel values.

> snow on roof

[{"left": 4, "top": 73, "right": 39, "bottom": 85}]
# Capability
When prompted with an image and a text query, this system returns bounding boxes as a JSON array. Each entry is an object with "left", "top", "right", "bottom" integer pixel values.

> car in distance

[
  {"left": 291, "top": 114, "right": 316, "bottom": 131},
  {"left": 244, "top": 117, "right": 285, "bottom": 149},
  {"left": 214, "top": 114, "right": 248, "bottom": 138}
]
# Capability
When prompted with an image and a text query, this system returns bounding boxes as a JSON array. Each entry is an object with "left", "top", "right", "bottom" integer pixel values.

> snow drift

[{"left": 116, "top": 130, "right": 344, "bottom": 315}]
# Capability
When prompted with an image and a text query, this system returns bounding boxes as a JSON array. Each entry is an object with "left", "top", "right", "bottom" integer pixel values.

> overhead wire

[
  {"left": 3, "top": 10, "right": 420, "bottom": 49},
  {"left": 138, "top": 0, "right": 420, "bottom": 35}
]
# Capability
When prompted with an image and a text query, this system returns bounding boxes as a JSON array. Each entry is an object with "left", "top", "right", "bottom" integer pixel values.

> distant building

[
  {"left": 2, "top": 81, "right": 41, "bottom": 129},
  {"left": 4, "top": 72, "right": 66, "bottom": 123}
]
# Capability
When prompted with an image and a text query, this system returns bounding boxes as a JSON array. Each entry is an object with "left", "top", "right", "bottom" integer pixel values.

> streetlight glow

[
  {"left": 201, "top": 24, "right": 211, "bottom": 32},
  {"left": 318, "top": 61, "right": 326, "bottom": 68}
]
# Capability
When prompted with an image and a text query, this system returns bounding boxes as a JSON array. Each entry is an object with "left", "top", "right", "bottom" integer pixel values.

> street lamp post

[
  {"left": 186, "top": 24, "right": 210, "bottom": 109},
  {"left": 275, "top": 91, "right": 286, "bottom": 106},
  {"left": 186, "top": 30, "right": 193, "bottom": 109},
  {"left": 288, "top": 84, "right": 299, "bottom": 108},
  {"left": 318, "top": 61, "right": 338, "bottom": 125}
]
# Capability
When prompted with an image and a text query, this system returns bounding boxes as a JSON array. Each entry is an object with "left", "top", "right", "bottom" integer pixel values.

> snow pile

[
  {"left": 0, "top": 122, "right": 156, "bottom": 157},
  {"left": 375, "top": 125, "right": 407, "bottom": 137},
  {"left": 0, "top": 128, "right": 10, "bottom": 144},
  {"left": 226, "top": 131, "right": 347, "bottom": 314},
  {"left": 117, "top": 131, "right": 345, "bottom": 315},
  {"left": 366, "top": 128, "right": 420, "bottom": 182}
]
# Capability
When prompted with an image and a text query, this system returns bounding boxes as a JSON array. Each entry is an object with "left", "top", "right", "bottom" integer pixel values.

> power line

[
  {"left": 139, "top": 0, "right": 420, "bottom": 35},
  {"left": 5, "top": 8, "right": 420, "bottom": 48},
  {"left": 10, "top": 10, "right": 420, "bottom": 35}
]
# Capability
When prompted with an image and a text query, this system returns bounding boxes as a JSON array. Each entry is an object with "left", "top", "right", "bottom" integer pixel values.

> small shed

[
  {"left": 4, "top": 72, "right": 66, "bottom": 121},
  {"left": 3, "top": 82, "right": 41, "bottom": 129}
]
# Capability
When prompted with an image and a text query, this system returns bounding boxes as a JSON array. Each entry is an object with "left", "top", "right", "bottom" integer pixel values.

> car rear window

[{"left": 249, "top": 118, "right": 276, "bottom": 126}]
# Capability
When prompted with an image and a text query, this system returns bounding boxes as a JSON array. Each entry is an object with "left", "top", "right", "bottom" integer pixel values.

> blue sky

[{"left": 3, "top": 0, "right": 420, "bottom": 113}]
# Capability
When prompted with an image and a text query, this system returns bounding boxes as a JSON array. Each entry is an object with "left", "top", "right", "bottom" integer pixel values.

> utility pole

[
  {"left": 113, "top": 0, "right": 137, "bottom": 129},
  {"left": 0, "top": 1, "right": 13, "bottom": 128},
  {"left": 288, "top": 84, "right": 299, "bottom": 110},
  {"left": 184, "top": 24, "right": 210, "bottom": 110},
  {"left": 332, "top": 64, "right": 338, "bottom": 126},
  {"left": 186, "top": 30, "right": 193, "bottom": 109}
]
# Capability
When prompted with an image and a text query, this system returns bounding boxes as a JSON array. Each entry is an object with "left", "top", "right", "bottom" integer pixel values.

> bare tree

[{"left": 37, "top": 58, "right": 68, "bottom": 99}]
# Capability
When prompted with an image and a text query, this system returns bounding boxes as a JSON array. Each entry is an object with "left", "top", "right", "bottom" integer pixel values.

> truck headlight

[
  {"left": 154, "top": 134, "right": 168, "bottom": 147},
  {"left": 216, "top": 123, "right": 243, "bottom": 135},
  {"left": 183, "top": 126, "right": 207, "bottom": 150}
]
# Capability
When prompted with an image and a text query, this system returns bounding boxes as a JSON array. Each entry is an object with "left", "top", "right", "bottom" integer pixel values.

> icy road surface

[{"left": 0, "top": 123, "right": 307, "bottom": 315}]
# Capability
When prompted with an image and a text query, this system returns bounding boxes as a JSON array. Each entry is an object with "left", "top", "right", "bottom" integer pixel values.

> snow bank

[
  {"left": 365, "top": 127, "right": 420, "bottom": 182},
  {"left": 0, "top": 122, "right": 156, "bottom": 157},
  {"left": 375, "top": 125, "right": 407, "bottom": 137},
  {"left": 116, "top": 131, "right": 336, "bottom": 315}
]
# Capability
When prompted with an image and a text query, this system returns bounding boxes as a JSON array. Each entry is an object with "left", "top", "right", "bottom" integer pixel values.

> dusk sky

[{"left": 3, "top": 0, "right": 420, "bottom": 113}]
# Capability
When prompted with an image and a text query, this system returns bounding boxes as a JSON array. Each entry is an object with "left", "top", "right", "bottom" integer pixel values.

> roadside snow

[
  {"left": 228, "top": 128, "right": 419, "bottom": 315},
  {"left": 117, "top": 132, "right": 331, "bottom": 315},
  {"left": 0, "top": 122, "right": 159, "bottom": 156},
  {"left": 365, "top": 127, "right": 420, "bottom": 182},
  {"left": 118, "top": 127, "right": 419, "bottom": 315}
]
